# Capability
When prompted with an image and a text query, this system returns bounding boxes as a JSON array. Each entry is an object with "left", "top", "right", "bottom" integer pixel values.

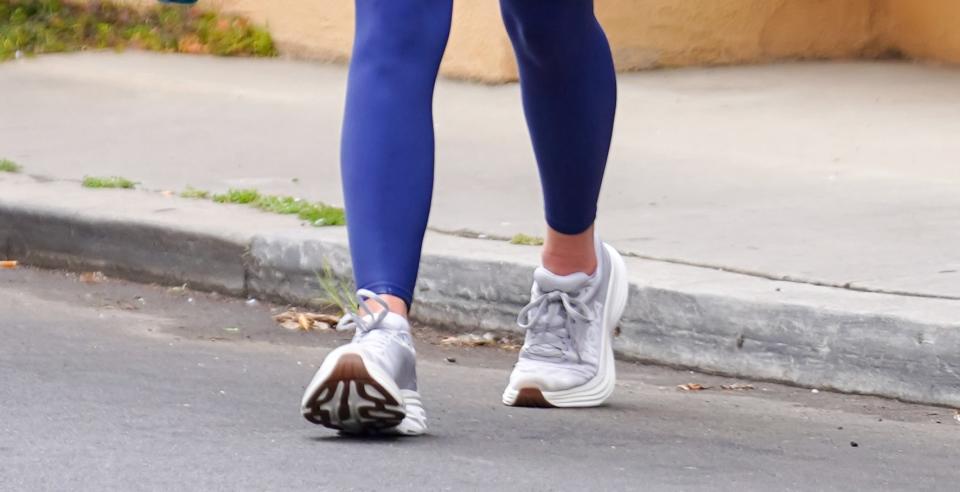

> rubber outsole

[
  {"left": 301, "top": 353, "right": 406, "bottom": 433},
  {"left": 514, "top": 388, "right": 555, "bottom": 408}
]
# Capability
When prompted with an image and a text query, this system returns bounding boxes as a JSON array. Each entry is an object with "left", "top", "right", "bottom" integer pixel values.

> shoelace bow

[
  {"left": 517, "top": 289, "right": 594, "bottom": 362},
  {"left": 335, "top": 288, "right": 389, "bottom": 337}
]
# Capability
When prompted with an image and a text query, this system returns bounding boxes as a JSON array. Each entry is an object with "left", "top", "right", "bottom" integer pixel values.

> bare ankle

[
  {"left": 541, "top": 225, "right": 597, "bottom": 276},
  {"left": 363, "top": 294, "right": 409, "bottom": 318}
]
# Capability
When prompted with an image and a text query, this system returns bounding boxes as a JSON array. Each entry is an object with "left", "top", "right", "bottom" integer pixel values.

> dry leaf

[
  {"left": 720, "top": 383, "right": 755, "bottom": 391},
  {"left": 117, "top": 302, "right": 139, "bottom": 311},
  {"left": 0, "top": 260, "right": 17, "bottom": 269},
  {"left": 80, "top": 271, "right": 106, "bottom": 283},
  {"left": 440, "top": 333, "right": 494, "bottom": 347},
  {"left": 499, "top": 341, "right": 522, "bottom": 352},
  {"left": 678, "top": 383, "right": 710, "bottom": 391},
  {"left": 440, "top": 333, "right": 520, "bottom": 351},
  {"left": 167, "top": 284, "right": 189, "bottom": 295},
  {"left": 273, "top": 310, "right": 339, "bottom": 332},
  {"left": 177, "top": 35, "right": 207, "bottom": 54}
]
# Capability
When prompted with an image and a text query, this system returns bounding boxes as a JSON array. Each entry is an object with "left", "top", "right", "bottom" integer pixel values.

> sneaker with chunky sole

[
  {"left": 301, "top": 290, "right": 427, "bottom": 435},
  {"left": 502, "top": 238, "right": 629, "bottom": 408}
]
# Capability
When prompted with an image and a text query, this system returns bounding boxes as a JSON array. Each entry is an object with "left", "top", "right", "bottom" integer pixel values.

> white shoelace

[
  {"left": 335, "top": 289, "right": 390, "bottom": 341},
  {"left": 517, "top": 290, "right": 594, "bottom": 362}
]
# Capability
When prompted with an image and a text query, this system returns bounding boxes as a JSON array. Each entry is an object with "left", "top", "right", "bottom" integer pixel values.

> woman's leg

[
  {"left": 341, "top": 0, "right": 454, "bottom": 316},
  {"left": 300, "top": 1, "right": 451, "bottom": 436},
  {"left": 500, "top": 0, "right": 626, "bottom": 409},
  {"left": 499, "top": 0, "right": 617, "bottom": 276}
]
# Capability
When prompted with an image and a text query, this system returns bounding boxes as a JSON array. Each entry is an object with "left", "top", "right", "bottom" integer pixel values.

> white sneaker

[
  {"left": 503, "top": 239, "right": 629, "bottom": 407},
  {"left": 301, "top": 290, "right": 427, "bottom": 435}
]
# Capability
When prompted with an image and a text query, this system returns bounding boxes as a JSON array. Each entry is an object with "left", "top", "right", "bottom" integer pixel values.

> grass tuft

[
  {"left": 0, "top": 158, "right": 21, "bottom": 173},
  {"left": 252, "top": 194, "right": 306, "bottom": 214},
  {"left": 296, "top": 201, "right": 345, "bottom": 226},
  {"left": 82, "top": 175, "right": 137, "bottom": 189},
  {"left": 0, "top": 0, "right": 277, "bottom": 62},
  {"left": 509, "top": 233, "right": 544, "bottom": 246},
  {"left": 314, "top": 262, "right": 357, "bottom": 316},
  {"left": 209, "top": 188, "right": 345, "bottom": 227},
  {"left": 253, "top": 194, "right": 346, "bottom": 226},
  {"left": 212, "top": 188, "right": 260, "bottom": 204},
  {"left": 179, "top": 186, "right": 210, "bottom": 199}
]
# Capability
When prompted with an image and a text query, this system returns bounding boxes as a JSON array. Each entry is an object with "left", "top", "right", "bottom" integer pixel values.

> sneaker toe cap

[{"left": 508, "top": 360, "right": 592, "bottom": 392}]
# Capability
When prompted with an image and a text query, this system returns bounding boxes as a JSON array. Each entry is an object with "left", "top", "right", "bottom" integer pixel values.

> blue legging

[{"left": 341, "top": 0, "right": 616, "bottom": 307}]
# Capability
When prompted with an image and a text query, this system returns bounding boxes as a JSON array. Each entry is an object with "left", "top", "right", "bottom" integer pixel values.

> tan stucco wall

[
  {"left": 208, "top": 0, "right": 354, "bottom": 62},
  {"left": 203, "top": 0, "right": 516, "bottom": 82},
  {"left": 597, "top": 0, "right": 879, "bottom": 71},
  {"left": 80, "top": 0, "right": 960, "bottom": 82},
  {"left": 875, "top": 0, "right": 960, "bottom": 65}
]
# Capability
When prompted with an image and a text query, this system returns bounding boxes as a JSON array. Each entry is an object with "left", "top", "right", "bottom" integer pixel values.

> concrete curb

[
  {"left": 3, "top": 206, "right": 249, "bottom": 295},
  {"left": 2, "top": 176, "right": 959, "bottom": 407}
]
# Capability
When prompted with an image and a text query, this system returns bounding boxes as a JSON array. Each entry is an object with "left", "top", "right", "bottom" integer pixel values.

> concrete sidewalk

[
  {"left": 1, "top": 52, "right": 959, "bottom": 405},
  {"left": 4, "top": 52, "right": 960, "bottom": 299}
]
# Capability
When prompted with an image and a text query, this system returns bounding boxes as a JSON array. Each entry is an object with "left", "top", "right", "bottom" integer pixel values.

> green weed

[
  {"left": 212, "top": 188, "right": 260, "bottom": 204},
  {"left": 179, "top": 186, "right": 210, "bottom": 199},
  {"left": 296, "top": 201, "right": 345, "bottom": 226},
  {"left": 314, "top": 262, "right": 357, "bottom": 316},
  {"left": 254, "top": 194, "right": 345, "bottom": 226},
  {"left": 82, "top": 175, "right": 137, "bottom": 189},
  {"left": 252, "top": 195, "right": 307, "bottom": 215},
  {"left": 0, "top": 0, "right": 277, "bottom": 61},
  {"left": 209, "top": 189, "right": 345, "bottom": 227},
  {"left": 0, "top": 158, "right": 21, "bottom": 173},
  {"left": 510, "top": 233, "right": 544, "bottom": 246}
]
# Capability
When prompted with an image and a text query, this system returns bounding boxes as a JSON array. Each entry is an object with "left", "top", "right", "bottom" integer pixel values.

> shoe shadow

[
  {"left": 508, "top": 401, "right": 637, "bottom": 412},
  {"left": 306, "top": 433, "right": 438, "bottom": 444}
]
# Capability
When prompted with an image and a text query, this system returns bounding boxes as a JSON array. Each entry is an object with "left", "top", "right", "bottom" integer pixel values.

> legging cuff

[
  {"left": 546, "top": 215, "right": 596, "bottom": 236},
  {"left": 358, "top": 281, "right": 415, "bottom": 308}
]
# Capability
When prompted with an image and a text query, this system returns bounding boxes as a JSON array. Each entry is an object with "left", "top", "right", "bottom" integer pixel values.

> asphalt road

[{"left": 2, "top": 267, "right": 958, "bottom": 491}]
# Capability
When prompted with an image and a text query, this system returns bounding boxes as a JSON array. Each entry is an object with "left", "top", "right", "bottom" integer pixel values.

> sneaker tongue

[{"left": 533, "top": 267, "right": 591, "bottom": 294}]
